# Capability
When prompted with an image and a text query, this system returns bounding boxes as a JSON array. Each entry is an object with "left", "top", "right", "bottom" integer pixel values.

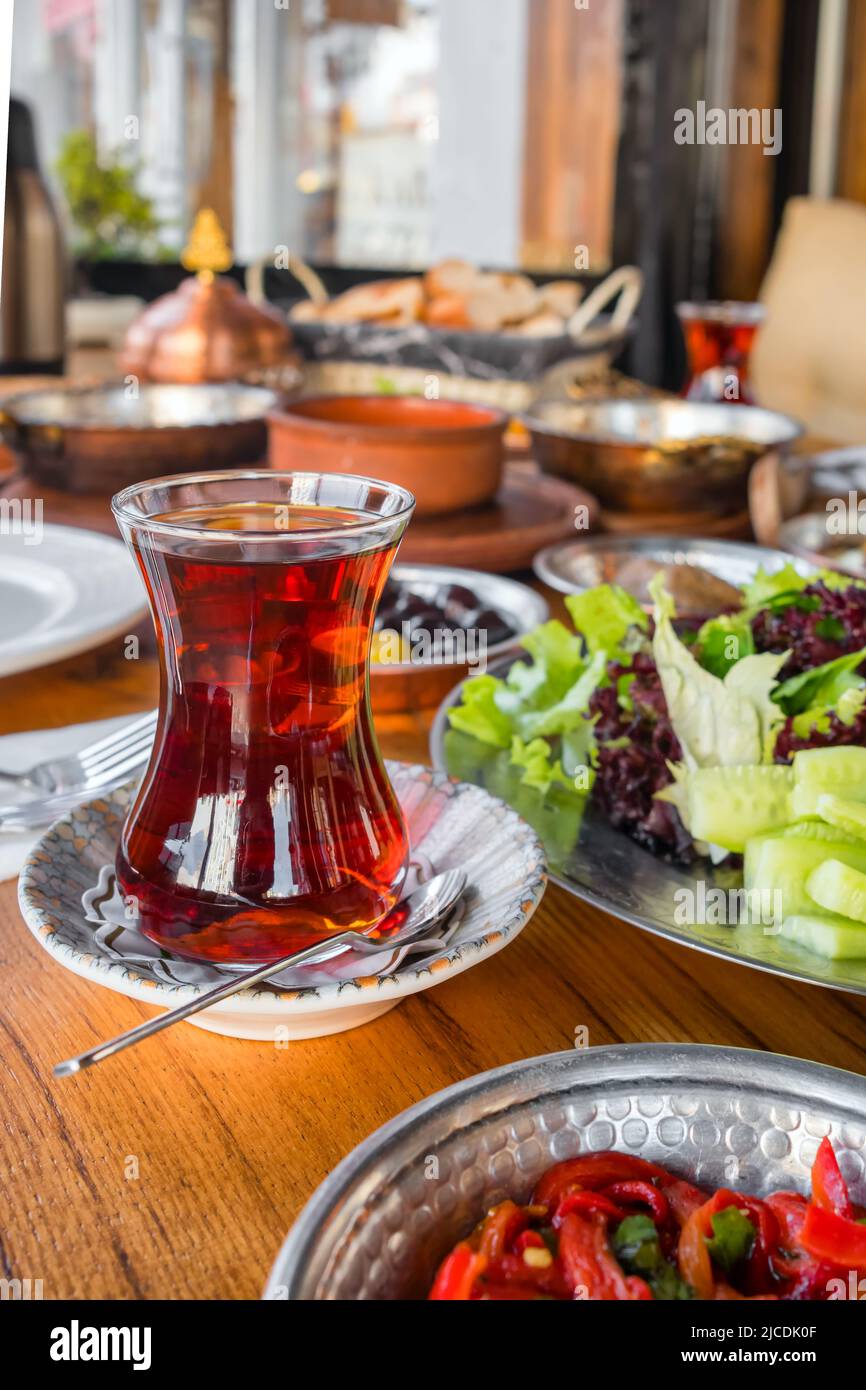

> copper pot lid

[{"left": 119, "top": 209, "right": 298, "bottom": 385}]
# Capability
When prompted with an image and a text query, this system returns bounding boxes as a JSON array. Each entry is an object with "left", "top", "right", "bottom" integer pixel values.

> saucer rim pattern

[{"left": 17, "top": 762, "right": 547, "bottom": 1017}]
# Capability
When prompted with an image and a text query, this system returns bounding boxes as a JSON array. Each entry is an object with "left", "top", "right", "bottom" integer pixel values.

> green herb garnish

[
  {"left": 705, "top": 1206, "right": 756, "bottom": 1274},
  {"left": 612, "top": 1214, "right": 694, "bottom": 1300}
]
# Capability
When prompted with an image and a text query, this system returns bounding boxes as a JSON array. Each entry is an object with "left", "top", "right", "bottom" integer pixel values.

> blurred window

[{"left": 12, "top": 0, "right": 624, "bottom": 273}]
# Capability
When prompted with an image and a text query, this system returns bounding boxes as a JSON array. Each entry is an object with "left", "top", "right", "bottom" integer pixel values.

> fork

[{"left": 0, "top": 709, "right": 157, "bottom": 828}]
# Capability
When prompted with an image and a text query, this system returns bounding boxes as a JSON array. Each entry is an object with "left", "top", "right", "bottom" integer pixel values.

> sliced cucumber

[
  {"left": 792, "top": 745, "right": 866, "bottom": 787},
  {"left": 744, "top": 836, "right": 866, "bottom": 916},
  {"left": 816, "top": 794, "right": 866, "bottom": 842},
  {"left": 791, "top": 781, "right": 866, "bottom": 821},
  {"left": 806, "top": 858, "right": 866, "bottom": 923},
  {"left": 780, "top": 913, "right": 866, "bottom": 960},
  {"left": 782, "top": 819, "right": 865, "bottom": 846},
  {"left": 744, "top": 831, "right": 783, "bottom": 891},
  {"left": 684, "top": 765, "right": 792, "bottom": 853}
]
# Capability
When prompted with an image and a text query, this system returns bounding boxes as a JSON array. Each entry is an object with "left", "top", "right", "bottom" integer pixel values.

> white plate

[
  {"left": 18, "top": 763, "right": 547, "bottom": 1041},
  {"left": 0, "top": 523, "right": 146, "bottom": 677}
]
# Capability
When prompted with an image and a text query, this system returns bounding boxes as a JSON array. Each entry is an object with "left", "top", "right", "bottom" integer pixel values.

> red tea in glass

[
  {"left": 111, "top": 471, "right": 414, "bottom": 964},
  {"left": 676, "top": 300, "right": 766, "bottom": 404}
]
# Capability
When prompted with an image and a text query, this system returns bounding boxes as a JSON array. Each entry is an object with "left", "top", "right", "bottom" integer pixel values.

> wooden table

[{"left": 2, "top": 487, "right": 866, "bottom": 1302}]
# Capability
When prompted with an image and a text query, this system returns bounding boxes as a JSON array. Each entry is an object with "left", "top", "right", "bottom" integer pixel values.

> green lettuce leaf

[
  {"left": 446, "top": 673, "right": 512, "bottom": 748},
  {"left": 772, "top": 645, "right": 866, "bottom": 716},
  {"left": 564, "top": 583, "right": 647, "bottom": 661},
  {"left": 790, "top": 686, "right": 866, "bottom": 739},
  {"left": 561, "top": 720, "right": 598, "bottom": 788},
  {"left": 509, "top": 735, "right": 574, "bottom": 793},
  {"left": 515, "top": 619, "right": 585, "bottom": 686},
  {"left": 741, "top": 562, "right": 810, "bottom": 610},
  {"left": 650, "top": 575, "right": 786, "bottom": 767},
  {"left": 696, "top": 611, "right": 755, "bottom": 677},
  {"left": 741, "top": 563, "right": 866, "bottom": 614},
  {"left": 617, "top": 669, "right": 637, "bottom": 712},
  {"left": 816, "top": 569, "right": 866, "bottom": 593},
  {"left": 494, "top": 619, "right": 587, "bottom": 724},
  {"left": 516, "top": 650, "right": 607, "bottom": 740},
  {"left": 724, "top": 650, "right": 790, "bottom": 752}
]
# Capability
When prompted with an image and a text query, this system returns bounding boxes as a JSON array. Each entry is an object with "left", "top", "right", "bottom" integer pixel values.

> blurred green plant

[{"left": 54, "top": 129, "right": 169, "bottom": 261}]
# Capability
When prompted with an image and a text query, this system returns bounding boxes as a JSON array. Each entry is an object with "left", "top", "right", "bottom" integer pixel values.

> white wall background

[{"left": 430, "top": 0, "right": 528, "bottom": 268}]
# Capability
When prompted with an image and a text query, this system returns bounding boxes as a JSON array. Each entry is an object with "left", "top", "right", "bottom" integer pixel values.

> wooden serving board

[
  {"left": 399, "top": 463, "right": 597, "bottom": 572},
  {"left": 600, "top": 505, "right": 754, "bottom": 540}
]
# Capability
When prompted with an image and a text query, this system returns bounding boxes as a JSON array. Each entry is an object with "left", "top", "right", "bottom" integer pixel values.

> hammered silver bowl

[
  {"left": 264, "top": 1044, "right": 866, "bottom": 1300},
  {"left": 0, "top": 382, "right": 280, "bottom": 493},
  {"left": 524, "top": 398, "right": 803, "bottom": 515}
]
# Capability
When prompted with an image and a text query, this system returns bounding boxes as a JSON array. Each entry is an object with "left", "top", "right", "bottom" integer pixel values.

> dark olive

[
  {"left": 374, "top": 606, "right": 400, "bottom": 632},
  {"left": 438, "top": 583, "right": 482, "bottom": 624},
  {"left": 468, "top": 606, "right": 515, "bottom": 646},
  {"left": 393, "top": 591, "right": 430, "bottom": 621},
  {"left": 404, "top": 605, "right": 449, "bottom": 637}
]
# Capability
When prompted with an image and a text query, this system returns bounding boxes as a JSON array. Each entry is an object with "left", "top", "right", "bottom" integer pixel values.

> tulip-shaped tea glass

[
  {"left": 111, "top": 470, "right": 414, "bottom": 964},
  {"left": 676, "top": 300, "right": 766, "bottom": 404}
]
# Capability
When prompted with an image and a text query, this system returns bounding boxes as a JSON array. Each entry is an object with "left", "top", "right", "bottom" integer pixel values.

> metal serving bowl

[
  {"left": 779, "top": 511, "right": 866, "bottom": 580},
  {"left": 372, "top": 564, "right": 547, "bottom": 717},
  {"left": 370, "top": 563, "right": 548, "bottom": 713},
  {"left": 524, "top": 398, "right": 803, "bottom": 515},
  {"left": 773, "top": 448, "right": 866, "bottom": 580},
  {"left": 0, "top": 382, "right": 280, "bottom": 493},
  {"left": 264, "top": 1044, "right": 866, "bottom": 1300},
  {"left": 533, "top": 534, "right": 817, "bottom": 612}
]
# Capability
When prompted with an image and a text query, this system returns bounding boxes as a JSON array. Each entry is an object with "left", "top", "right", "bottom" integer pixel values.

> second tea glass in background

[{"left": 677, "top": 300, "right": 766, "bottom": 405}]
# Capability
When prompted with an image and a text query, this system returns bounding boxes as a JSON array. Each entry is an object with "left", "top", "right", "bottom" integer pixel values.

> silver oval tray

[
  {"left": 431, "top": 665, "right": 866, "bottom": 996},
  {"left": 534, "top": 534, "right": 817, "bottom": 599},
  {"left": 264, "top": 1044, "right": 866, "bottom": 1300}
]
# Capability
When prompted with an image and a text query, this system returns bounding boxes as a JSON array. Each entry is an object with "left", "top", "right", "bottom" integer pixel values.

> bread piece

[
  {"left": 465, "top": 286, "right": 511, "bottom": 332},
  {"left": 424, "top": 293, "right": 472, "bottom": 329},
  {"left": 289, "top": 299, "right": 325, "bottom": 322},
  {"left": 511, "top": 310, "right": 566, "bottom": 337},
  {"left": 424, "top": 258, "right": 480, "bottom": 300},
  {"left": 538, "top": 279, "right": 584, "bottom": 319},
  {"left": 482, "top": 272, "right": 539, "bottom": 323},
  {"left": 322, "top": 278, "right": 424, "bottom": 324}
]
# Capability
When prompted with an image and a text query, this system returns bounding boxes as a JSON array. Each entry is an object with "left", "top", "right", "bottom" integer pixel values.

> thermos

[{"left": 0, "top": 98, "right": 66, "bottom": 375}]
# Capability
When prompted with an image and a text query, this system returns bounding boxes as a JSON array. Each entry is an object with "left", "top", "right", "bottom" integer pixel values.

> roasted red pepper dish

[{"left": 428, "top": 1139, "right": 866, "bottom": 1300}]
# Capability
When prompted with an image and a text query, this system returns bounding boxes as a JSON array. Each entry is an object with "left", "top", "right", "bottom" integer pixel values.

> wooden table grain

[{"left": 1, "top": 488, "right": 866, "bottom": 1302}]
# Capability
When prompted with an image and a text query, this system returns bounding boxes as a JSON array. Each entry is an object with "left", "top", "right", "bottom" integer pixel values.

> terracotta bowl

[
  {"left": 370, "top": 563, "right": 549, "bottom": 714},
  {"left": 267, "top": 395, "right": 507, "bottom": 518}
]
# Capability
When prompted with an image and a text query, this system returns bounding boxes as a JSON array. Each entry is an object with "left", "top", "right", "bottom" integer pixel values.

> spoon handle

[{"left": 53, "top": 932, "right": 356, "bottom": 1077}]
